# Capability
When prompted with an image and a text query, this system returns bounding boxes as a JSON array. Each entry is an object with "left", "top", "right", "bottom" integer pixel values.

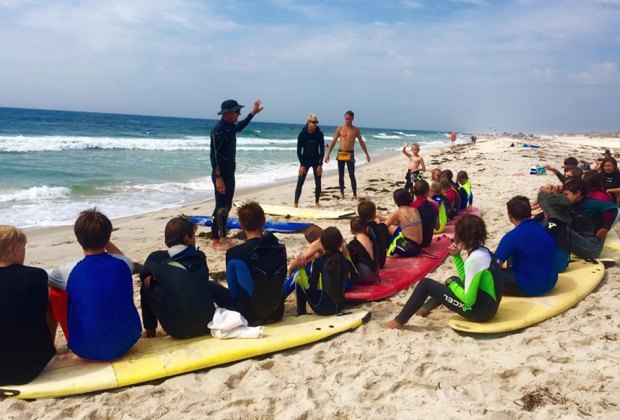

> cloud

[{"left": 570, "top": 62, "right": 619, "bottom": 85}]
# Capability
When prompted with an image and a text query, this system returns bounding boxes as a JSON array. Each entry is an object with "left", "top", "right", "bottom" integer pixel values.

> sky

[{"left": 0, "top": 0, "right": 619, "bottom": 133}]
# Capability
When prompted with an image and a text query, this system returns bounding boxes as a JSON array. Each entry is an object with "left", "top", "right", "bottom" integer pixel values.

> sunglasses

[{"left": 308, "top": 120, "right": 319, "bottom": 124}]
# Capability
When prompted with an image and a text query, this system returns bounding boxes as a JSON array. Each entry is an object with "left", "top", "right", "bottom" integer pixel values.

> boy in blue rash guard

[
  {"left": 294, "top": 227, "right": 354, "bottom": 316},
  {"left": 225, "top": 202, "right": 287, "bottom": 326},
  {"left": 66, "top": 209, "right": 141, "bottom": 361},
  {"left": 456, "top": 170, "right": 473, "bottom": 211},
  {"left": 385, "top": 215, "right": 502, "bottom": 328},
  {"left": 495, "top": 196, "right": 557, "bottom": 296}
]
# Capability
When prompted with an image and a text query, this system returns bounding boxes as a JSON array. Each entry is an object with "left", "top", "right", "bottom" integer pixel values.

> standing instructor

[{"left": 210, "top": 98, "right": 263, "bottom": 250}]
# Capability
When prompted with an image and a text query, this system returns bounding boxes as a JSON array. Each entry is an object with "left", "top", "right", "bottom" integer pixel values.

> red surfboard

[{"left": 345, "top": 235, "right": 452, "bottom": 302}]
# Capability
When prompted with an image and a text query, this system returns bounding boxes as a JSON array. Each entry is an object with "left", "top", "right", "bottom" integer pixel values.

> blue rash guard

[
  {"left": 67, "top": 253, "right": 141, "bottom": 361},
  {"left": 495, "top": 219, "right": 558, "bottom": 296}
]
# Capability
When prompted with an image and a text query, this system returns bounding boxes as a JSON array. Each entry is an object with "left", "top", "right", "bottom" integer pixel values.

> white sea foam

[
  {"left": 373, "top": 133, "right": 402, "bottom": 139},
  {"left": 0, "top": 186, "right": 71, "bottom": 203},
  {"left": 0, "top": 135, "right": 297, "bottom": 152},
  {"left": 394, "top": 132, "right": 418, "bottom": 137}
]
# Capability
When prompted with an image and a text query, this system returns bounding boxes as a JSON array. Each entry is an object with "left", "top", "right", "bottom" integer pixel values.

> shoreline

[{"left": 6, "top": 133, "right": 620, "bottom": 418}]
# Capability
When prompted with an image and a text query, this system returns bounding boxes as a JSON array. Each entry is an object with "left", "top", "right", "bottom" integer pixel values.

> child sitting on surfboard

[
  {"left": 65, "top": 208, "right": 141, "bottom": 361},
  {"left": 357, "top": 200, "right": 390, "bottom": 268},
  {"left": 294, "top": 227, "right": 355, "bottom": 315},
  {"left": 495, "top": 196, "right": 557, "bottom": 297},
  {"left": 225, "top": 201, "right": 287, "bottom": 326},
  {"left": 411, "top": 180, "right": 439, "bottom": 248},
  {"left": 139, "top": 215, "right": 235, "bottom": 339},
  {"left": 430, "top": 181, "right": 448, "bottom": 233},
  {"left": 385, "top": 214, "right": 503, "bottom": 328},
  {"left": 385, "top": 189, "right": 423, "bottom": 258},
  {"left": 0, "top": 225, "right": 56, "bottom": 385},
  {"left": 456, "top": 170, "right": 473, "bottom": 211},
  {"left": 347, "top": 217, "right": 380, "bottom": 285}
]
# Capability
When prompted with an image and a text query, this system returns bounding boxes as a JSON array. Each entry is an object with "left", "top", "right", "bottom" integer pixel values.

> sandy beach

[{"left": 3, "top": 135, "right": 620, "bottom": 418}]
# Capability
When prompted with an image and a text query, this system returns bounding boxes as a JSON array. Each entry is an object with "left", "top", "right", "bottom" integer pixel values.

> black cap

[{"left": 217, "top": 99, "right": 244, "bottom": 115}]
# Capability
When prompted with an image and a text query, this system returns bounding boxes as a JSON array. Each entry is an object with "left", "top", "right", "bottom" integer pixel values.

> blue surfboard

[{"left": 189, "top": 216, "right": 312, "bottom": 233}]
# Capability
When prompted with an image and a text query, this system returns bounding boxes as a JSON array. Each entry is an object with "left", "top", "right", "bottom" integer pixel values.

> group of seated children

[{"left": 386, "top": 153, "right": 620, "bottom": 328}]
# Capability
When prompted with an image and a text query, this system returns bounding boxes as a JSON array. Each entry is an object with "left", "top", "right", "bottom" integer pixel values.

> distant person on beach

[
  {"left": 385, "top": 188, "right": 423, "bottom": 257},
  {"left": 139, "top": 216, "right": 234, "bottom": 339},
  {"left": 210, "top": 98, "right": 264, "bottom": 251},
  {"left": 402, "top": 142, "right": 426, "bottom": 191},
  {"left": 470, "top": 135, "right": 477, "bottom": 144},
  {"left": 225, "top": 202, "right": 287, "bottom": 326},
  {"left": 450, "top": 132, "right": 457, "bottom": 145},
  {"left": 495, "top": 196, "right": 557, "bottom": 297},
  {"left": 385, "top": 215, "right": 502, "bottom": 329},
  {"left": 0, "top": 225, "right": 56, "bottom": 386},
  {"left": 294, "top": 114, "right": 324, "bottom": 208},
  {"left": 294, "top": 227, "right": 354, "bottom": 316},
  {"left": 325, "top": 110, "right": 371, "bottom": 199},
  {"left": 65, "top": 208, "right": 141, "bottom": 361}
]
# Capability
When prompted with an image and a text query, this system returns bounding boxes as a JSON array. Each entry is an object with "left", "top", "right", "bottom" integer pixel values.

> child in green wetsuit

[{"left": 385, "top": 215, "right": 503, "bottom": 328}]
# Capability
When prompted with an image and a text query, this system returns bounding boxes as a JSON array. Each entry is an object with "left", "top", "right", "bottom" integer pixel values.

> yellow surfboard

[
  {"left": 234, "top": 202, "right": 355, "bottom": 220},
  {"left": 599, "top": 229, "right": 620, "bottom": 262},
  {"left": 449, "top": 259, "right": 604, "bottom": 334},
  {"left": 0, "top": 310, "right": 370, "bottom": 399}
]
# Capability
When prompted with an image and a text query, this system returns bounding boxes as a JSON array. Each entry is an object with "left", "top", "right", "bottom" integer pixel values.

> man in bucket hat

[{"left": 210, "top": 99, "right": 263, "bottom": 250}]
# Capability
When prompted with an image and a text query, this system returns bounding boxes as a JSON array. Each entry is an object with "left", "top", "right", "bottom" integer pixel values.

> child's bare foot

[
  {"left": 212, "top": 239, "right": 233, "bottom": 251},
  {"left": 384, "top": 319, "right": 403, "bottom": 329}
]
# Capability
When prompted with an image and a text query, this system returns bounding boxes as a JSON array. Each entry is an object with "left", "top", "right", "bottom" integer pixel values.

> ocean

[{"left": 0, "top": 107, "right": 458, "bottom": 228}]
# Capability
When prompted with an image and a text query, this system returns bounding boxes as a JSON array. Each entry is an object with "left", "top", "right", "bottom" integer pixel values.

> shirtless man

[
  {"left": 402, "top": 142, "right": 426, "bottom": 191},
  {"left": 325, "top": 110, "right": 371, "bottom": 199}
]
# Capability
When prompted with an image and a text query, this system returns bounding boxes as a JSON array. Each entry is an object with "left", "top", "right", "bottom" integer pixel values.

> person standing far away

[
  {"left": 450, "top": 132, "right": 457, "bottom": 146},
  {"left": 294, "top": 114, "right": 324, "bottom": 208},
  {"left": 325, "top": 110, "right": 371, "bottom": 200},
  {"left": 210, "top": 99, "right": 264, "bottom": 251}
]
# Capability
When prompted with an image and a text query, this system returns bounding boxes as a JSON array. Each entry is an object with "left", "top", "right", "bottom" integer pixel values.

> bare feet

[
  {"left": 144, "top": 329, "right": 156, "bottom": 338},
  {"left": 294, "top": 202, "right": 299, "bottom": 208},
  {"left": 353, "top": 195, "right": 358, "bottom": 200},
  {"left": 384, "top": 319, "right": 403, "bottom": 329},
  {"left": 340, "top": 193, "right": 345, "bottom": 199},
  {"left": 212, "top": 239, "right": 233, "bottom": 251},
  {"left": 315, "top": 202, "right": 321, "bottom": 208}
]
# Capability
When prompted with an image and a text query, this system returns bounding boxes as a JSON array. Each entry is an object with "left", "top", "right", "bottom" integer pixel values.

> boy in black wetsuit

[
  {"left": 226, "top": 202, "right": 287, "bottom": 326},
  {"left": 140, "top": 216, "right": 233, "bottom": 338}
]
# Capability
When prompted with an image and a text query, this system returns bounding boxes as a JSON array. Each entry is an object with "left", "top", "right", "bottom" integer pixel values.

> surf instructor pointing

[
  {"left": 325, "top": 110, "right": 371, "bottom": 199},
  {"left": 210, "top": 98, "right": 263, "bottom": 250}
]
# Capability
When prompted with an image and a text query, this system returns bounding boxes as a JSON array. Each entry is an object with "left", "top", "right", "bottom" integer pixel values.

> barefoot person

[
  {"left": 325, "top": 110, "right": 371, "bottom": 199},
  {"left": 294, "top": 114, "right": 324, "bottom": 208},
  {"left": 210, "top": 98, "right": 264, "bottom": 250}
]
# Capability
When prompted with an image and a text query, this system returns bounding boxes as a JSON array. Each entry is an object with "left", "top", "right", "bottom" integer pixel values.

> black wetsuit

[
  {"left": 337, "top": 150, "right": 357, "bottom": 196},
  {"left": 209, "top": 114, "right": 254, "bottom": 240},
  {"left": 294, "top": 126, "right": 325, "bottom": 204},
  {"left": 0, "top": 264, "right": 56, "bottom": 385},
  {"left": 139, "top": 246, "right": 234, "bottom": 338},
  {"left": 347, "top": 237, "right": 380, "bottom": 285}
]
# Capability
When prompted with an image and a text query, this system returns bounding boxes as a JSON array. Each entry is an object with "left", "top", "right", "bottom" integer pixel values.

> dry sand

[{"left": 3, "top": 135, "right": 620, "bottom": 419}]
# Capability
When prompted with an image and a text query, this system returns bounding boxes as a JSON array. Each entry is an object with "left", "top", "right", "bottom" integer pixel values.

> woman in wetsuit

[
  {"left": 294, "top": 114, "right": 324, "bottom": 207},
  {"left": 384, "top": 188, "right": 423, "bottom": 257},
  {"left": 385, "top": 214, "right": 503, "bottom": 328}
]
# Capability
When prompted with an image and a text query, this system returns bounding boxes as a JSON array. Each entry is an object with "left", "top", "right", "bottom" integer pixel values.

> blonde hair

[
  {"left": 306, "top": 113, "right": 318, "bottom": 122},
  {"left": 0, "top": 225, "right": 27, "bottom": 261}
]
